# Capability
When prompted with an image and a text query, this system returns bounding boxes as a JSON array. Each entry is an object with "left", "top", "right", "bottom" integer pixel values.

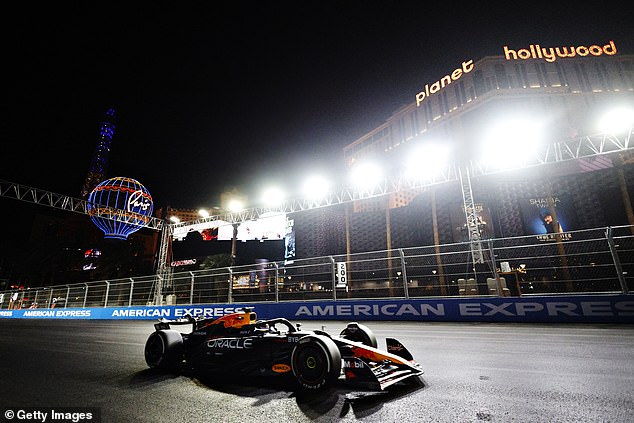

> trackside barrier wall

[
  {"left": 1, "top": 295, "right": 633, "bottom": 323},
  {"left": 1, "top": 225, "right": 633, "bottom": 324}
]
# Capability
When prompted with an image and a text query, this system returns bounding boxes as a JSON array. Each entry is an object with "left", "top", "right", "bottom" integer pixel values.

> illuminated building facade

[
  {"left": 168, "top": 50, "right": 634, "bottom": 261},
  {"left": 344, "top": 53, "right": 633, "bottom": 211},
  {"left": 295, "top": 51, "right": 634, "bottom": 256}
]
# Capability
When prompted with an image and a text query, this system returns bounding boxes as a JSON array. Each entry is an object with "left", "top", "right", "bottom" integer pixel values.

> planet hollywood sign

[{"left": 415, "top": 40, "right": 619, "bottom": 106}]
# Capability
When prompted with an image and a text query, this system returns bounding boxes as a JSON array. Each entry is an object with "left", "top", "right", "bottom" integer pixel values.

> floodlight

[
  {"left": 169, "top": 216, "right": 181, "bottom": 223},
  {"left": 198, "top": 209, "right": 210, "bottom": 218},
  {"left": 303, "top": 175, "right": 330, "bottom": 199},
  {"left": 598, "top": 107, "right": 634, "bottom": 134},
  {"left": 227, "top": 199, "right": 244, "bottom": 213},
  {"left": 350, "top": 161, "right": 383, "bottom": 190},
  {"left": 481, "top": 118, "right": 544, "bottom": 168},
  {"left": 405, "top": 143, "right": 450, "bottom": 180},
  {"left": 261, "top": 187, "right": 285, "bottom": 207}
]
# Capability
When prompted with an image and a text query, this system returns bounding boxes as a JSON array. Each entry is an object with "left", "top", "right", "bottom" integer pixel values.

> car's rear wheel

[
  {"left": 144, "top": 330, "right": 183, "bottom": 371},
  {"left": 340, "top": 322, "right": 378, "bottom": 348},
  {"left": 291, "top": 335, "right": 341, "bottom": 390}
]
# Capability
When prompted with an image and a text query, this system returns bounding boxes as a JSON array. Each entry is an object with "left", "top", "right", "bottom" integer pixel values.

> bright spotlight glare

[
  {"left": 169, "top": 216, "right": 181, "bottom": 223},
  {"left": 598, "top": 107, "right": 634, "bottom": 134},
  {"left": 350, "top": 162, "right": 382, "bottom": 190},
  {"left": 303, "top": 175, "right": 330, "bottom": 199},
  {"left": 482, "top": 118, "right": 543, "bottom": 168},
  {"left": 227, "top": 199, "right": 244, "bottom": 213},
  {"left": 262, "top": 187, "right": 285, "bottom": 207},
  {"left": 405, "top": 143, "right": 450, "bottom": 180},
  {"left": 198, "top": 209, "right": 210, "bottom": 218}
]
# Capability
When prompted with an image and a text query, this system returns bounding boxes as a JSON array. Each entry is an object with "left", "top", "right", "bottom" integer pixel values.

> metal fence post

[
  {"left": 488, "top": 240, "right": 502, "bottom": 296},
  {"left": 606, "top": 226, "right": 629, "bottom": 294},
  {"left": 128, "top": 278, "right": 134, "bottom": 307},
  {"left": 330, "top": 256, "right": 337, "bottom": 301},
  {"left": 83, "top": 283, "right": 89, "bottom": 308},
  {"left": 65, "top": 285, "right": 70, "bottom": 308},
  {"left": 273, "top": 262, "right": 279, "bottom": 303},
  {"left": 189, "top": 271, "right": 195, "bottom": 305},
  {"left": 155, "top": 275, "right": 163, "bottom": 306},
  {"left": 104, "top": 280, "right": 110, "bottom": 308},
  {"left": 228, "top": 267, "right": 233, "bottom": 304},
  {"left": 399, "top": 249, "right": 409, "bottom": 299}
]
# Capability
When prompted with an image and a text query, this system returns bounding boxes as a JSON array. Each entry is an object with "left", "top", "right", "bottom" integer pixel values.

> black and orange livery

[{"left": 144, "top": 308, "right": 423, "bottom": 390}]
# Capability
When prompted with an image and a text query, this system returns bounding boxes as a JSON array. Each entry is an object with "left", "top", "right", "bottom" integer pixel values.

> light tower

[{"left": 81, "top": 108, "right": 116, "bottom": 197}]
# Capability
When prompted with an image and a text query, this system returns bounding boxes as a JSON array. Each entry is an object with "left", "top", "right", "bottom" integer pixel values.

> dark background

[{"left": 3, "top": 2, "right": 633, "bottom": 207}]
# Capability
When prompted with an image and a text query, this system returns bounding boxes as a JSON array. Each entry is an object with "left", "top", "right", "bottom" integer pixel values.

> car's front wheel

[
  {"left": 144, "top": 330, "right": 183, "bottom": 372},
  {"left": 291, "top": 335, "right": 341, "bottom": 390}
]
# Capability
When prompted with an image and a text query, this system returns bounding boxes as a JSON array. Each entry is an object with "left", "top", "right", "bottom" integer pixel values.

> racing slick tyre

[
  {"left": 340, "top": 322, "right": 378, "bottom": 348},
  {"left": 144, "top": 330, "right": 183, "bottom": 372},
  {"left": 291, "top": 335, "right": 341, "bottom": 390}
]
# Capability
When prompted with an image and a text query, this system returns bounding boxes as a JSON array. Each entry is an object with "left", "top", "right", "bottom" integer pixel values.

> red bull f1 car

[{"left": 144, "top": 307, "right": 423, "bottom": 390}]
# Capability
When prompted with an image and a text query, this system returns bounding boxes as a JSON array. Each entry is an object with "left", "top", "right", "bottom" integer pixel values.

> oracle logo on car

[{"left": 207, "top": 338, "right": 253, "bottom": 349}]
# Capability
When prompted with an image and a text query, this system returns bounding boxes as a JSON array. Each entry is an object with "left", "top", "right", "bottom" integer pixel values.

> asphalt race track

[{"left": 1, "top": 319, "right": 633, "bottom": 422}]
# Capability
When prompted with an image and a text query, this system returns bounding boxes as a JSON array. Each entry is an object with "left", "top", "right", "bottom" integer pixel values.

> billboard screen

[{"left": 519, "top": 194, "right": 576, "bottom": 241}]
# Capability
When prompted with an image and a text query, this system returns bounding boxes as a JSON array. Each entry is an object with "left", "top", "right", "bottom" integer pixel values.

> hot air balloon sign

[{"left": 87, "top": 177, "right": 154, "bottom": 240}]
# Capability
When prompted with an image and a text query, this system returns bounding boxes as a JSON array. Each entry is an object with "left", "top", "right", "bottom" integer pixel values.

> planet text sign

[{"left": 415, "top": 60, "right": 474, "bottom": 106}]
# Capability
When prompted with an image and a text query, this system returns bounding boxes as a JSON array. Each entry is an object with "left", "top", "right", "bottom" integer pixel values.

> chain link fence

[{"left": 1, "top": 225, "right": 632, "bottom": 310}]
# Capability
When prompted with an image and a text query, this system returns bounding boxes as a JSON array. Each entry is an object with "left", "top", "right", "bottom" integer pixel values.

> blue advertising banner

[{"left": 1, "top": 295, "right": 633, "bottom": 323}]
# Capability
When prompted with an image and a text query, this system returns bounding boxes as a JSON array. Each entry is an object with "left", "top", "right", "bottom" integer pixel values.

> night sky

[{"left": 2, "top": 2, "right": 633, "bottom": 211}]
